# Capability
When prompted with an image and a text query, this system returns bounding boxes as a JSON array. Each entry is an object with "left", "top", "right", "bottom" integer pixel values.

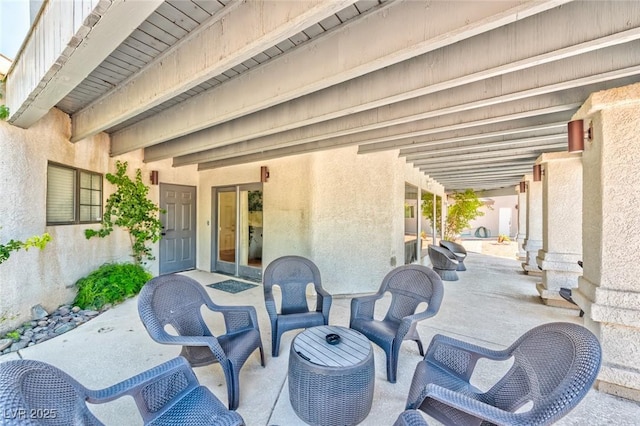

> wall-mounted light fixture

[
  {"left": 519, "top": 181, "right": 526, "bottom": 193},
  {"left": 533, "top": 164, "right": 543, "bottom": 182},
  {"left": 567, "top": 119, "right": 593, "bottom": 152},
  {"left": 568, "top": 119, "right": 584, "bottom": 152},
  {"left": 260, "top": 166, "right": 270, "bottom": 183},
  {"left": 150, "top": 170, "right": 159, "bottom": 185}
]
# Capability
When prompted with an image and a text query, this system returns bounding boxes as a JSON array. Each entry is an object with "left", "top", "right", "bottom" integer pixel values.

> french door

[{"left": 212, "top": 184, "right": 263, "bottom": 281}]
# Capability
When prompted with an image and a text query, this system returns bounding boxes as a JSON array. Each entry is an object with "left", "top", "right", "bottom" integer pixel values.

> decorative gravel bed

[{"left": 0, "top": 304, "right": 109, "bottom": 355}]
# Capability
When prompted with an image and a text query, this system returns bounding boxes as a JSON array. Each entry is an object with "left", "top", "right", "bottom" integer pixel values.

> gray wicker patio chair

[
  {"left": 138, "top": 274, "right": 265, "bottom": 410},
  {"left": 406, "top": 322, "right": 602, "bottom": 426},
  {"left": 0, "top": 356, "right": 245, "bottom": 425},
  {"left": 394, "top": 410, "right": 430, "bottom": 426},
  {"left": 439, "top": 240, "right": 468, "bottom": 271},
  {"left": 427, "top": 245, "right": 459, "bottom": 281},
  {"left": 349, "top": 264, "right": 444, "bottom": 383},
  {"left": 263, "top": 255, "right": 332, "bottom": 356}
]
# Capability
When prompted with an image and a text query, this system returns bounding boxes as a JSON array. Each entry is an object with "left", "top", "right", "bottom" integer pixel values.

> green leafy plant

[
  {"left": 0, "top": 92, "right": 8, "bottom": 120},
  {"left": 5, "top": 330, "right": 20, "bottom": 341},
  {"left": 85, "top": 161, "right": 164, "bottom": 265},
  {"left": 422, "top": 189, "right": 486, "bottom": 240},
  {"left": 0, "top": 232, "right": 52, "bottom": 264},
  {"left": 73, "top": 263, "right": 152, "bottom": 310},
  {"left": 498, "top": 234, "right": 511, "bottom": 243}
]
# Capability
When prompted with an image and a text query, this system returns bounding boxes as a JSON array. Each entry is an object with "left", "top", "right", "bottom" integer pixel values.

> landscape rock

[
  {"left": 54, "top": 323, "right": 76, "bottom": 334},
  {"left": 10, "top": 340, "right": 28, "bottom": 351},
  {"left": 0, "top": 339, "right": 12, "bottom": 351},
  {"left": 31, "top": 304, "right": 49, "bottom": 320},
  {"left": 0, "top": 304, "right": 103, "bottom": 354}
]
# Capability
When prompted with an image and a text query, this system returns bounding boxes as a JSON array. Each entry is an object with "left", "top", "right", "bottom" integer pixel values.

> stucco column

[
  {"left": 515, "top": 178, "right": 529, "bottom": 261},
  {"left": 535, "top": 153, "right": 583, "bottom": 306},
  {"left": 572, "top": 82, "right": 640, "bottom": 401},
  {"left": 521, "top": 175, "right": 542, "bottom": 275}
]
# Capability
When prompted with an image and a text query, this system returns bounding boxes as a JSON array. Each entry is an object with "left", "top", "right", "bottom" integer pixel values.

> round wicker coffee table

[{"left": 288, "top": 325, "right": 374, "bottom": 426}]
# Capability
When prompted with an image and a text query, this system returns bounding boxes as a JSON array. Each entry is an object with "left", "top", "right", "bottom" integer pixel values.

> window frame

[{"left": 46, "top": 162, "right": 103, "bottom": 225}]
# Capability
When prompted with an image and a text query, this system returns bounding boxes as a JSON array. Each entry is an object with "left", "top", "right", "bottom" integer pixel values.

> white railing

[{"left": 6, "top": 0, "right": 108, "bottom": 126}]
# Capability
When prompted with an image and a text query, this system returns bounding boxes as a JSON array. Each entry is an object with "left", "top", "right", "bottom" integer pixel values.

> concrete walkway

[{"left": 2, "top": 252, "right": 639, "bottom": 425}]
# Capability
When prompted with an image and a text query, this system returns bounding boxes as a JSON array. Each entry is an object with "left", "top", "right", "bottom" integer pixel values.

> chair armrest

[
  {"left": 264, "top": 291, "right": 278, "bottom": 324},
  {"left": 349, "top": 293, "right": 381, "bottom": 322},
  {"left": 417, "top": 383, "right": 520, "bottom": 426},
  {"left": 315, "top": 291, "right": 332, "bottom": 322},
  {"left": 424, "top": 334, "right": 510, "bottom": 381},
  {"left": 85, "top": 357, "right": 197, "bottom": 405},
  {"left": 264, "top": 288, "right": 278, "bottom": 322},
  {"left": 395, "top": 307, "right": 439, "bottom": 342},
  {"left": 152, "top": 333, "right": 229, "bottom": 364},
  {"left": 315, "top": 286, "right": 331, "bottom": 298}
]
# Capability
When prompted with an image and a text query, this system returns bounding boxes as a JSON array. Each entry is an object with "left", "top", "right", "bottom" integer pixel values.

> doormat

[{"left": 207, "top": 280, "right": 259, "bottom": 294}]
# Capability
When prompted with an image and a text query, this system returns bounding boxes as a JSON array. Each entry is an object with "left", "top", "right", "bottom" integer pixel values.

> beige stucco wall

[
  {"left": 310, "top": 148, "right": 402, "bottom": 294},
  {"left": 0, "top": 108, "right": 196, "bottom": 332},
  {"left": 572, "top": 82, "right": 640, "bottom": 401},
  {"left": 1, "top": 107, "right": 442, "bottom": 330},
  {"left": 197, "top": 146, "right": 441, "bottom": 295},
  {"left": 197, "top": 156, "right": 314, "bottom": 272}
]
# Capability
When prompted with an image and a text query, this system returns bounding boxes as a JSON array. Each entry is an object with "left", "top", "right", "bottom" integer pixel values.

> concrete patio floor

[{"left": 2, "top": 251, "right": 639, "bottom": 425}]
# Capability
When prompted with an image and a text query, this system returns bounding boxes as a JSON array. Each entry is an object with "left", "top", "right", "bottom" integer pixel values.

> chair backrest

[
  {"left": 138, "top": 274, "right": 212, "bottom": 338},
  {"left": 427, "top": 246, "right": 459, "bottom": 271},
  {"left": 439, "top": 240, "right": 467, "bottom": 255},
  {"left": 263, "top": 256, "right": 322, "bottom": 315},
  {"left": 0, "top": 359, "right": 103, "bottom": 426},
  {"left": 486, "top": 322, "right": 601, "bottom": 424},
  {"left": 380, "top": 265, "right": 444, "bottom": 323}
]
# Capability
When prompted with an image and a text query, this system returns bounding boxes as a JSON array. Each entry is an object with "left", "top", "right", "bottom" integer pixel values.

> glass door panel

[
  {"left": 217, "top": 190, "right": 237, "bottom": 275},
  {"left": 243, "top": 189, "right": 262, "bottom": 268},
  {"left": 214, "top": 185, "right": 263, "bottom": 280}
]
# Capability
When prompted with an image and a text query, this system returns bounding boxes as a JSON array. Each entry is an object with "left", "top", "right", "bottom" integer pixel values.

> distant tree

[
  {"left": 421, "top": 194, "right": 443, "bottom": 236},
  {"left": 422, "top": 189, "right": 485, "bottom": 240}
]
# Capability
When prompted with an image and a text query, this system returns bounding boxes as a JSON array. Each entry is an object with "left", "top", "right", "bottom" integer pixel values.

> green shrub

[{"left": 73, "top": 263, "right": 152, "bottom": 310}]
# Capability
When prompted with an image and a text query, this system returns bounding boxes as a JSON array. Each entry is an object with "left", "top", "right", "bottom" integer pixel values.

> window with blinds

[{"left": 46, "top": 163, "right": 102, "bottom": 225}]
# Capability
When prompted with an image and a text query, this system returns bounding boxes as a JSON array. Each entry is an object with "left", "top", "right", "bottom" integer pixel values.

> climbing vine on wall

[
  {"left": 85, "top": 161, "right": 164, "bottom": 265},
  {"left": 0, "top": 233, "right": 52, "bottom": 265}
]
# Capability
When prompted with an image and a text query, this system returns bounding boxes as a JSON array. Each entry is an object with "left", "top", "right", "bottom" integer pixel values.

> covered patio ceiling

[{"left": 6, "top": 0, "right": 640, "bottom": 191}]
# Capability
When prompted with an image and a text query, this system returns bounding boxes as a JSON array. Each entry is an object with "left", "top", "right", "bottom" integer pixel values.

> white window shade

[{"left": 47, "top": 165, "right": 76, "bottom": 223}]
